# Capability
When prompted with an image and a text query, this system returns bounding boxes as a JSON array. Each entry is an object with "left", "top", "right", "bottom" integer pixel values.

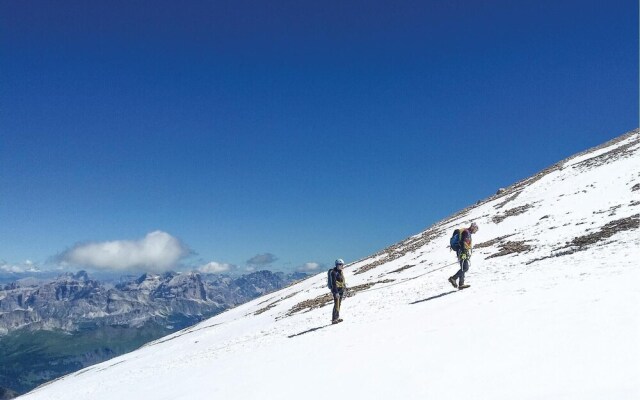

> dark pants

[
  {"left": 332, "top": 291, "right": 344, "bottom": 321},
  {"left": 452, "top": 257, "right": 470, "bottom": 286}
]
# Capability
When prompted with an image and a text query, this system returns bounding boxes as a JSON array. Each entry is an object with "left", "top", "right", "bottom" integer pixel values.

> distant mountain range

[{"left": 0, "top": 269, "right": 308, "bottom": 395}]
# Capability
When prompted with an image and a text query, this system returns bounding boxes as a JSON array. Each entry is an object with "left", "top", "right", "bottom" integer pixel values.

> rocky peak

[
  {"left": 152, "top": 272, "right": 207, "bottom": 300},
  {"left": 0, "top": 269, "right": 307, "bottom": 335}
]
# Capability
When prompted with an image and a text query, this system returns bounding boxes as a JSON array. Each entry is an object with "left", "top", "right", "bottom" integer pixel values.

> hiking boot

[
  {"left": 448, "top": 276, "right": 458, "bottom": 288},
  {"left": 458, "top": 284, "right": 470, "bottom": 290},
  {"left": 332, "top": 319, "right": 343, "bottom": 324}
]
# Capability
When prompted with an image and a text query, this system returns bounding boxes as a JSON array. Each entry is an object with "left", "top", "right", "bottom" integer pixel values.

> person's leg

[
  {"left": 452, "top": 257, "right": 464, "bottom": 283},
  {"left": 459, "top": 259, "right": 470, "bottom": 286},
  {"left": 332, "top": 293, "right": 341, "bottom": 321}
]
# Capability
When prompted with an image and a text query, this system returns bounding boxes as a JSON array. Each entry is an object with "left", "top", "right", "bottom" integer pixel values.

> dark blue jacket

[{"left": 330, "top": 267, "right": 346, "bottom": 294}]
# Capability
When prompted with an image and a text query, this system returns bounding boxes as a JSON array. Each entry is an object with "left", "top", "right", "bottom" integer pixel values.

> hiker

[
  {"left": 329, "top": 259, "right": 347, "bottom": 324},
  {"left": 448, "top": 222, "right": 479, "bottom": 290}
]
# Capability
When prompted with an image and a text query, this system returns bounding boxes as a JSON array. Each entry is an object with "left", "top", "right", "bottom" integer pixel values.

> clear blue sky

[{"left": 1, "top": 0, "right": 637, "bottom": 275}]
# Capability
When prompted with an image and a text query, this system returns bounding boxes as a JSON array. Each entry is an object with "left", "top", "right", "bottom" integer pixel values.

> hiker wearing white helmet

[
  {"left": 329, "top": 259, "right": 347, "bottom": 324},
  {"left": 448, "top": 222, "right": 479, "bottom": 290}
]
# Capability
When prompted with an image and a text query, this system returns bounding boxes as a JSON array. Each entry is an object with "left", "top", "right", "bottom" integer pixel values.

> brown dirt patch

[
  {"left": 494, "top": 192, "right": 522, "bottom": 210},
  {"left": 492, "top": 204, "right": 534, "bottom": 224},
  {"left": 527, "top": 214, "right": 640, "bottom": 265},
  {"left": 567, "top": 214, "right": 639, "bottom": 249},
  {"left": 353, "top": 228, "right": 443, "bottom": 275},
  {"left": 475, "top": 234, "right": 516, "bottom": 249},
  {"left": 254, "top": 291, "right": 299, "bottom": 316},
  {"left": 486, "top": 241, "right": 533, "bottom": 259},
  {"left": 389, "top": 265, "right": 416, "bottom": 274}
]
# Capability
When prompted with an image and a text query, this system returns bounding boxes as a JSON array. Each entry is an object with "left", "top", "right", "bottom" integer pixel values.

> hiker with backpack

[
  {"left": 328, "top": 259, "right": 347, "bottom": 324},
  {"left": 448, "top": 222, "right": 479, "bottom": 290}
]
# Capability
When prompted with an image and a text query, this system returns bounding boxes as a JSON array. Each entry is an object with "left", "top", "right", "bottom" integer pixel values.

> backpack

[
  {"left": 449, "top": 229, "right": 464, "bottom": 252},
  {"left": 327, "top": 268, "right": 334, "bottom": 290}
]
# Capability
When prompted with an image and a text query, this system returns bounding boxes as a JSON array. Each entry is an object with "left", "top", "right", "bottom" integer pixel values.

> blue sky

[{"left": 1, "top": 0, "right": 637, "bottom": 276}]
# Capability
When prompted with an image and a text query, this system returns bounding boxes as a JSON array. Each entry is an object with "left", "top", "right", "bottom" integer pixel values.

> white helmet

[{"left": 335, "top": 259, "right": 345, "bottom": 267}]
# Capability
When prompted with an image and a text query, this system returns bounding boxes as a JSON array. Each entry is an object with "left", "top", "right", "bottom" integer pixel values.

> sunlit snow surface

[{"left": 21, "top": 131, "right": 640, "bottom": 400}]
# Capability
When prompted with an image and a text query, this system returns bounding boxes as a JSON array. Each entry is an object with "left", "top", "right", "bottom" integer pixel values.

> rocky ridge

[{"left": 0, "top": 270, "right": 306, "bottom": 335}]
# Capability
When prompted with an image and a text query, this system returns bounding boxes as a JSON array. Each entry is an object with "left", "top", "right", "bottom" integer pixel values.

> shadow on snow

[
  {"left": 287, "top": 324, "right": 334, "bottom": 338},
  {"left": 410, "top": 290, "right": 457, "bottom": 305}
]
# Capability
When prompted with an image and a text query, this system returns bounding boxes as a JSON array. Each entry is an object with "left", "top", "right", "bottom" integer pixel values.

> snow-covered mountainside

[{"left": 20, "top": 130, "right": 640, "bottom": 400}]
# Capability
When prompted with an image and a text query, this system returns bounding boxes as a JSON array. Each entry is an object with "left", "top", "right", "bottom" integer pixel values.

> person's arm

[{"left": 331, "top": 269, "right": 338, "bottom": 293}]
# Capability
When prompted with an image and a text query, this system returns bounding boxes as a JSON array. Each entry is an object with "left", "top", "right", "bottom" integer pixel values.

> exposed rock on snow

[
  {"left": 486, "top": 240, "right": 533, "bottom": 259},
  {"left": 565, "top": 214, "right": 639, "bottom": 250},
  {"left": 492, "top": 204, "right": 534, "bottom": 223}
]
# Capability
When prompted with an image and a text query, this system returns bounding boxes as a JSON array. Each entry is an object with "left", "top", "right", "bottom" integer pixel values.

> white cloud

[
  {"left": 296, "top": 262, "right": 324, "bottom": 272},
  {"left": 59, "top": 231, "right": 190, "bottom": 273},
  {"left": 198, "top": 261, "right": 235, "bottom": 274},
  {"left": 0, "top": 260, "right": 41, "bottom": 274}
]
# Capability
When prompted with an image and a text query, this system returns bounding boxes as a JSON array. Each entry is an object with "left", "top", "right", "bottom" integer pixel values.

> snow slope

[{"left": 20, "top": 130, "right": 640, "bottom": 400}]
